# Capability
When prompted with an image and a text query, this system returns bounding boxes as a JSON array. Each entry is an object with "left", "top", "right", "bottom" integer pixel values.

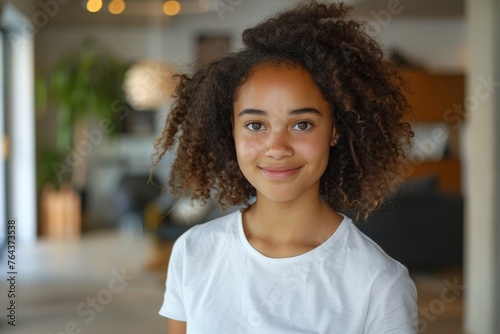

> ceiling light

[
  {"left": 108, "top": 0, "right": 126, "bottom": 14},
  {"left": 123, "top": 60, "right": 179, "bottom": 111},
  {"left": 86, "top": 0, "right": 103, "bottom": 13},
  {"left": 163, "top": 1, "right": 181, "bottom": 16}
]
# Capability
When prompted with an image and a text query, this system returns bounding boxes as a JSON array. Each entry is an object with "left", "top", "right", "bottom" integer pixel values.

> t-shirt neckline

[{"left": 236, "top": 210, "right": 348, "bottom": 264}]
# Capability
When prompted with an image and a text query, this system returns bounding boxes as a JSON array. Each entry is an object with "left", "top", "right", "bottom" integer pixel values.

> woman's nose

[{"left": 265, "top": 130, "right": 293, "bottom": 160}]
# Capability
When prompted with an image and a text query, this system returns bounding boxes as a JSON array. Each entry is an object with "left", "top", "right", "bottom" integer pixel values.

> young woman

[{"left": 154, "top": 2, "right": 417, "bottom": 333}]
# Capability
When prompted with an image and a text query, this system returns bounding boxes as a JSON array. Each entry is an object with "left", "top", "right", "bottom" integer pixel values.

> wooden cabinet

[
  {"left": 399, "top": 69, "right": 465, "bottom": 194},
  {"left": 401, "top": 69, "right": 465, "bottom": 123},
  {"left": 409, "top": 159, "right": 462, "bottom": 194}
]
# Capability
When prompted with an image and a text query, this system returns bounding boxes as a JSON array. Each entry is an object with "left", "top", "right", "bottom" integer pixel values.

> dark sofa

[{"left": 353, "top": 177, "right": 464, "bottom": 270}]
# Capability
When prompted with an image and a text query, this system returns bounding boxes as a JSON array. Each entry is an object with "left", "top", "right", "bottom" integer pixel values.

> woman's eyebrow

[
  {"left": 237, "top": 107, "right": 322, "bottom": 117},
  {"left": 290, "top": 108, "right": 322, "bottom": 116},
  {"left": 238, "top": 109, "right": 267, "bottom": 117}
]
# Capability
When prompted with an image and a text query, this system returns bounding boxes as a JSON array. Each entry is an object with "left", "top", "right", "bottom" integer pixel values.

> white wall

[
  {"left": 381, "top": 18, "right": 465, "bottom": 72},
  {"left": 0, "top": 30, "right": 5, "bottom": 244},
  {"left": 35, "top": 0, "right": 303, "bottom": 69},
  {"left": 464, "top": 0, "right": 500, "bottom": 332},
  {"left": 2, "top": 3, "right": 37, "bottom": 242},
  {"left": 35, "top": 2, "right": 465, "bottom": 71}
]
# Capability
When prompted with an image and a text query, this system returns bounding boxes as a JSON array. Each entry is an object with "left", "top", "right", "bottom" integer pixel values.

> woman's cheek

[{"left": 237, "top": 137, "right": 262, "bottom": 157}]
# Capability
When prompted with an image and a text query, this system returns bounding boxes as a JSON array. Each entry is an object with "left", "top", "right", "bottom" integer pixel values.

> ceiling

[
  {"left": 352, "top": 0, "right": 464, "bottom": 18},
  {"left": 9, "top": 0, "right": 464, "bottom": 26}
]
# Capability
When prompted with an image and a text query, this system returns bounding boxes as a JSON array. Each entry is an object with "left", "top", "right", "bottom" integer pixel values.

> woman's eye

[
  {"left": 246, "top": 122, "right": 265, "bottom": 131},
  {"left": 293, "top": 122, "right": 312, "bottom": 131}
]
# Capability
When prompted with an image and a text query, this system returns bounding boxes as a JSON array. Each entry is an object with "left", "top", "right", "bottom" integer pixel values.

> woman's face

[{"left": 232, "top": 62, "right": 336, "bottom": 204}]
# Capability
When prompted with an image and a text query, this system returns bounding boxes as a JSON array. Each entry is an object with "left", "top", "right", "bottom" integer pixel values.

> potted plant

[{"left": 37, "top": 39, "right": 128, "bottom": 237}]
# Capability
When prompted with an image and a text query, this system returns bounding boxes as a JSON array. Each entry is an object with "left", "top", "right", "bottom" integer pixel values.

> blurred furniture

[
  {"left": 112, "top": 174, "right": 163, "bottom": 232},
  {"left": 400, "top": 68, "right": 465, "bottom": 194},
  {"left": 356, "top": 177, "right": 463, "bottom": 270},
  {"left": 154, "top": 198, "right": 237, "bottom": 241},
  {"left": 40, "top": 183, "right": 81, "bottom": 239}
]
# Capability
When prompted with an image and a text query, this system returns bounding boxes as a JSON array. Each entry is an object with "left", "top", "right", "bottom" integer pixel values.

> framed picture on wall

[
  {"left": 117, "top": 103, "right": 157, "bottom": 136},
  {"left": 197, "top": 34, "right": 231, "bottom": 67}
]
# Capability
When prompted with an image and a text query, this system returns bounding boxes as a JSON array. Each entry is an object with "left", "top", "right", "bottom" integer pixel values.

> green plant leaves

[{"left": 39, "top": 39, "right": 128, "bottom": 188}]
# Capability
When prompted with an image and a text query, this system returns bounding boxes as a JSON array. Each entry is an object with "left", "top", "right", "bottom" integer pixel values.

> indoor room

[{"left": 0, "top": 0, "right": 499, "bottom": 333}]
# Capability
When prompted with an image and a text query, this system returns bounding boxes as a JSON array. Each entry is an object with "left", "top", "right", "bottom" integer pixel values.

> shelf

[
  {"left": 398, "top": 69, "right": 464, "bottom": 194},
  {"left": 407, "top": 159, "right": 462, "bottom": 194},
  {"left": 401, "top": 69, "right": 465, "bottom": 123}
]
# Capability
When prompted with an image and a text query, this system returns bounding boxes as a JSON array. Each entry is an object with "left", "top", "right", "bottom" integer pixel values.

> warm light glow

[
  {"left": 123, "top": 60, "right": 179, "bottom": 111},
  {"left": 163, "top": 1, "right": 181, "bottom": 16},
  {"left": 108, "top": 0, "right": 126, "bottom": 14},
  {"left": 86, "top": 0, "right": 103, "bottom": 13}
]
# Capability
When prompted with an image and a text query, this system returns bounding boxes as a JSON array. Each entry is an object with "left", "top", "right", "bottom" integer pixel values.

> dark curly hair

[{"left": 153, "top": 1, "right": 413, "bottom": 217}]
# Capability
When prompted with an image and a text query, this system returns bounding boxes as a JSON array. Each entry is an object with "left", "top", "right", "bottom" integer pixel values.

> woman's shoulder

[
  {"left": 172, "top": 210, "right": 241, "bottom": 251},
  {"left": 341, "top": 216, "right": 410, "bottom": 277},
  {"left": 186, "top": 209, "right": 239, "bottom": 234}
]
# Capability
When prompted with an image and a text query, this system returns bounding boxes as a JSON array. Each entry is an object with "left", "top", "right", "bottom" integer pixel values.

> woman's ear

[{"left": 330, "top": 128, "right": 339, "bottom": 146}]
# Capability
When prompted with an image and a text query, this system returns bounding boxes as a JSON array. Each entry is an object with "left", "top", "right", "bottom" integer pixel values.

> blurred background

[{"left": 0, "top": 0, "right": 498, "bottom": 333}]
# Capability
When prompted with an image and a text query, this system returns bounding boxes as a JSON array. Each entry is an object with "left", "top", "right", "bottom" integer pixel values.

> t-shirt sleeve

[
  {"left": 159, "top": 237, "right": 187, "bottom": 321},
  {"left": 364, "top": 266, "right": 418, "bottom": 334}
]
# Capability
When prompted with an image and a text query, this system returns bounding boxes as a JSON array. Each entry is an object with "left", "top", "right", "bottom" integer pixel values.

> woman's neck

[{"left": 242, "top": 193, "right": 343, "bottom": 257}]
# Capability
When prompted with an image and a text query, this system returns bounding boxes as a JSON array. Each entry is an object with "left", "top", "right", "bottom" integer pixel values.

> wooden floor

[
  {"left": 412, "top": 267, "right": 464, "bottom": 334},
  {"left": 0, "top": 233, "right": 463, "bottom": 334}
]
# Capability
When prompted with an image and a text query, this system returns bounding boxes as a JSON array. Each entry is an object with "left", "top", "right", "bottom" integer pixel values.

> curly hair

[{"left": 153, "top": 1, "right": 413, "bottom": 217}]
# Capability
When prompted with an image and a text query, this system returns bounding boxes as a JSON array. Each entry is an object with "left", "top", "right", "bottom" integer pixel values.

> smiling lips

[{"left": 259, "top": 166, "right": 302, "bottom": 179}]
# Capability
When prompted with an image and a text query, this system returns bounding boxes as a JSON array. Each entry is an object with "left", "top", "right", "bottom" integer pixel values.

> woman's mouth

[{"left": 259, "top": 166, "right": 302, "bottom": 179}]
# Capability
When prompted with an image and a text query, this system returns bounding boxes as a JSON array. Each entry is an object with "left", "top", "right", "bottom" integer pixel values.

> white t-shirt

[{"left": 159, "top": 210, "right": 418, "bottom": 334}]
